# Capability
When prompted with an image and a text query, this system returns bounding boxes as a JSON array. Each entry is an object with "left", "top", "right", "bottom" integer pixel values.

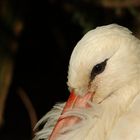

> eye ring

[{"left": 90, "top": 59, "right": 108, "bottom": 81}]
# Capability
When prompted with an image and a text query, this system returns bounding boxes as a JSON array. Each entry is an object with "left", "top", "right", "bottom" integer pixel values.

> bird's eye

[{"left": 90, "top": 59, "right": 108, "bottom": 81}]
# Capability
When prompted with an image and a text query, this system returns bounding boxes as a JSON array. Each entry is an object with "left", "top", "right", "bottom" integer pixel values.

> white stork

[{"left": 34, "top": 24, "right": 140, "bottom": 140}]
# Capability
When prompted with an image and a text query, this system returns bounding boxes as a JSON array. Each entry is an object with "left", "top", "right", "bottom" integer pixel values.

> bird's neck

[{"left": 100, "top": 80, "right": 140, "bottom": 140}]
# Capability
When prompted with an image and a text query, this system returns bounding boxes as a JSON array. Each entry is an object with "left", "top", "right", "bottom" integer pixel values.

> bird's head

[
  {"left": 49, "top": 24, "right": 140, "bottom": 140},
  {"left": 68, "top": 24, "right": 140, "bottom": 103}
]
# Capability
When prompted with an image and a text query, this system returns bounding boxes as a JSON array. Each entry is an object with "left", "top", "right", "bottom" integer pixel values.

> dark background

[{"left": 0, "top": 0, "right": 140, "bottom": 140}]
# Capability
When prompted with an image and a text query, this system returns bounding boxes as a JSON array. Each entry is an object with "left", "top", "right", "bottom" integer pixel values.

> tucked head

[
  {"left": 67, "top": 24, "right": 140, "bottom": 103},
  {"left": 47, "top": 24, "right": 140, "bottom": 140}
]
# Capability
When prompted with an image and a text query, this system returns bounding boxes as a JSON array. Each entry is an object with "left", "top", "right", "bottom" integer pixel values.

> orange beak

[{"left": 49, "top": 91, "right": 94, "bottom": 140}]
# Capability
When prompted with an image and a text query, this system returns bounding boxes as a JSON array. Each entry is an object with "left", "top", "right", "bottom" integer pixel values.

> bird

[{"left": 33, "top": 24, "right": 140, "bottom": 140}]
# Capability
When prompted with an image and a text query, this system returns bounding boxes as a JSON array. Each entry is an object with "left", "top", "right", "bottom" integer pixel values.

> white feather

[{"left": 33, "top": 103, "right": 65, "bottom": 140}]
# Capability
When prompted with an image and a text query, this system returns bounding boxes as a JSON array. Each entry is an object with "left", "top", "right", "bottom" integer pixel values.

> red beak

[{"left": 49, "top": 91, "right": 94, "bottom": 140}]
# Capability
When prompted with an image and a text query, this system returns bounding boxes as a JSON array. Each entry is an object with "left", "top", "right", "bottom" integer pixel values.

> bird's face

[
  {"left": 49, "top": 24, "right": 140, "bottom": 140},
  {"left": 68, "top": 24, "right": 140, "bottom": 103}
]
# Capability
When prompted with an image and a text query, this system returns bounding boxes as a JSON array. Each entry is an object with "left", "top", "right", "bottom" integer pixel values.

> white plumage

[{"left": 34, "top": 24, "right": 140, "bottom": 140}]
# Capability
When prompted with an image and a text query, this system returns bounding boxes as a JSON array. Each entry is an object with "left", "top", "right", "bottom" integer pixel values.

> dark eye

[{"left": 90, "top": 59, "right": 108, "bottom": 81}]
